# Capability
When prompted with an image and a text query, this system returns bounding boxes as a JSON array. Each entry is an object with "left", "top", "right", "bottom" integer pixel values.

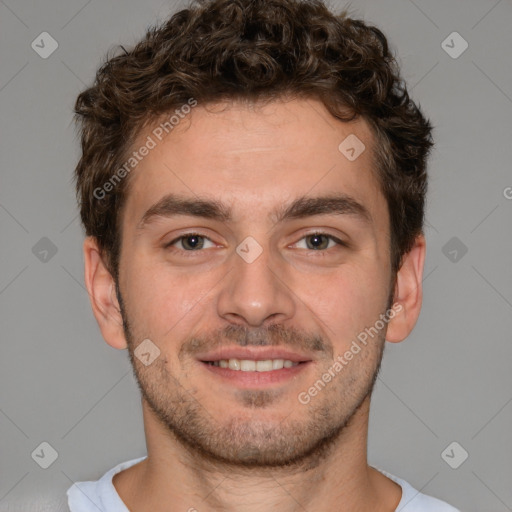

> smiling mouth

[
  {"left": 199, "top": 355, "right": 313, "bottom": 388},
  {"left": 202, "top": 358, "right": 309, "bottom": 372}
]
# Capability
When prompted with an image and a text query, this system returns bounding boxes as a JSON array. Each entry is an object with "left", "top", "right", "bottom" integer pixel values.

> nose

[{"left": 216, "top": 240, "right": 296, "bottom": 328}]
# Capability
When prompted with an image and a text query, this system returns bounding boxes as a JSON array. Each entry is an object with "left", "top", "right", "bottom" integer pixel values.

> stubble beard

[{"left": 116, "top": 285, "right": 390, "bottom": 471}]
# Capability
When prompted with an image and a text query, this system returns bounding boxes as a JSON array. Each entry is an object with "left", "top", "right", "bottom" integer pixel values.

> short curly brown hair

[{"left": 74, "top": 0, "right": 433, "bottom": 281}]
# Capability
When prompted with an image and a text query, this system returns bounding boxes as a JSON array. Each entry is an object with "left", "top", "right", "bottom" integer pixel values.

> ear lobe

[
  {"left": 83, "top": 236, "right": 128, "bottom": 350},
  {"left": 385, "top": 234, "right": 426, "bottom": 343}
]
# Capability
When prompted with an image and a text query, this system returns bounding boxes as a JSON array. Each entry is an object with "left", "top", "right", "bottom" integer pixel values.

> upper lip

[{"left": 196, "top": 347, "right": 314, "bottom": 363}]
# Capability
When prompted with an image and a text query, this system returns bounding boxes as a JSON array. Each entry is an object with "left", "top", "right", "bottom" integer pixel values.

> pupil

[
  {"left": 309, "top": 234, "right": 326, "bottom": 250},
  {"left": 185, "top": 235, "right": 202, "bottom": 250}
]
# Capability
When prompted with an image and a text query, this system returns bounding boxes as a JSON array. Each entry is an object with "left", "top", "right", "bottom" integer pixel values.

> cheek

[
  {"left": 123, "top": 258, "right": 214, "bottom": 336},
  {"left": 301, "top": 264, "right": 389, "bottom": 341}
]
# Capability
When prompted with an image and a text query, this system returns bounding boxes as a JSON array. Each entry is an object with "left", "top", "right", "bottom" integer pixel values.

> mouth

[
  {"left": 196, "top": 347, "right": 314, "bottom": 387},
  {"left": 202, "top": 358, "right": 305, "bottom": 371}
]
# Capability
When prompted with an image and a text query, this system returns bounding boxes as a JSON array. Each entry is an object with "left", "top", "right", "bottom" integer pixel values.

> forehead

[{"left": 121, "top": 98, "right": 387, "bottom": 232}]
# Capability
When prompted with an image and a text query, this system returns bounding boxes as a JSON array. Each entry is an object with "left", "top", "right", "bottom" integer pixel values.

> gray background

[{"left": 1, "top": 0, "right": 511, "bottom": 510}]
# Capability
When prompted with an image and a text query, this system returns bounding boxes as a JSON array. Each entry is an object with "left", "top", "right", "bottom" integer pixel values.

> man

[{"left": 67, "top": 0, "right": 459, "bottom": 510}]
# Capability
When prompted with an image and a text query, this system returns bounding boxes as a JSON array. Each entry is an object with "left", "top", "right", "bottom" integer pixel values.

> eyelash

[{"left": 164, "top": 232, "right": 347, "bottom": 256}]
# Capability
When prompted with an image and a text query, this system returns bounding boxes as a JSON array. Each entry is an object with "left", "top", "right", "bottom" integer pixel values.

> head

[{"left": 76, "top": 0, "right": 433, "bottom": 468}]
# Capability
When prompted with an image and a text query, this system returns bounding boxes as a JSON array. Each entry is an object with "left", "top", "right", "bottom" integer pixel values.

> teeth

[
  {"left": 256, "top": 360, "right": 273, "bottom": 371},
  {"left": 272, "top": 359, "right": 284, "bottom": 370},
  {"left": 209, "top": 358, "right": 300, "bottom": 372},
  {"left": 240, "top": 359, "right": 256, "bottom": 371},
  {"left": 228, "top": 359, "right": 241, "bottom": 370}
]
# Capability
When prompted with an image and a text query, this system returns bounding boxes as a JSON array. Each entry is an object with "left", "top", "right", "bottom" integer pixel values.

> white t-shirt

[{"left": 67, "top": 456, "right": 460, "bottom": 511}]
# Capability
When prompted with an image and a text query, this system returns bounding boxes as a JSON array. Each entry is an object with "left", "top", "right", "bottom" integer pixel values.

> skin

[{"left": 84, "top": 97, "right": 425, "bottom": 512}]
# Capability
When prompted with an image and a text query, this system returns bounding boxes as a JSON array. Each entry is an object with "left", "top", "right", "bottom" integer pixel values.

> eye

[
  {"left": 165, "top": 233, "right": 216, "bottom": 252},
  {"left": 293, "top": 232, "right": 346, "bottom": 251},
  {"left": 163, "top": 231, "right": 346, "bottom": 255}
]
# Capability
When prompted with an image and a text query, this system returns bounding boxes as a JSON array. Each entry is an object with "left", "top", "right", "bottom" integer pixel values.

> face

[{"left": 114, "top": 98, "right": 396, "bottom": 467}]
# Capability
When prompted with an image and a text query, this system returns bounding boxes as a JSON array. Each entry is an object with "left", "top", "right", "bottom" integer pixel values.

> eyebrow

[{"left": 137, "top": 192, "right": 372, "bottom": 230}]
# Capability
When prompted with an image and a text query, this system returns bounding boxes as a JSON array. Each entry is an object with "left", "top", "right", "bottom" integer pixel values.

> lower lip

[{"left": 199, "top": 361, "right": 312, "bottom": 388}]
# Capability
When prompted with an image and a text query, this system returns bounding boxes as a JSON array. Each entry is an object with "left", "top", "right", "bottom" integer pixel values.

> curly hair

[{"left": 74, "top": 0, "right": 434, "bottom": 280}]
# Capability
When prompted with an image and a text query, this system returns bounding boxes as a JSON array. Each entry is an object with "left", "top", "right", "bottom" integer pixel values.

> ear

[
  {"left": 385, "top": 234, "right": 426, "bottom": 343},
  {"left": 83, "top": 236, "right": 127, "bottom": 349}
]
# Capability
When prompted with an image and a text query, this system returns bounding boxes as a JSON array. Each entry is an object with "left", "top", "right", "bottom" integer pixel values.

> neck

[{"left": 113, "top": 395, "right": 402, "bottom": 512}]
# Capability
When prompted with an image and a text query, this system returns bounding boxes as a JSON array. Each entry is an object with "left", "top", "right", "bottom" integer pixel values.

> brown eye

[
  {"left": 294, "top": 233, "right": 345, "bottom": 251},
  {"left": 305, "top": 233, "right": 330, "bottom": 250},
  {"left": 179, "top": 234, "right": 205, "bottom": 250},
  {"left": 165, "top": 233, "right": 214, "bottom": 251}
]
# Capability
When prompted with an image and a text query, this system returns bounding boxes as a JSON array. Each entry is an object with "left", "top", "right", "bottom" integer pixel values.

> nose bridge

[{"left": 216, "top": 235, "right": 296, "bottom": 327}]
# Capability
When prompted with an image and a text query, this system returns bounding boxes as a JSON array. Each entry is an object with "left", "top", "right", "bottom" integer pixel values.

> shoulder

[
  {"left": 398, "top": 486, "right": 460, "bottom": 512},
  {"left": 372, "top": 466, "right": 460, "bottom": 512},
  {"left": 66, "top": 456, "right": 147, "bottom": 511}
]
